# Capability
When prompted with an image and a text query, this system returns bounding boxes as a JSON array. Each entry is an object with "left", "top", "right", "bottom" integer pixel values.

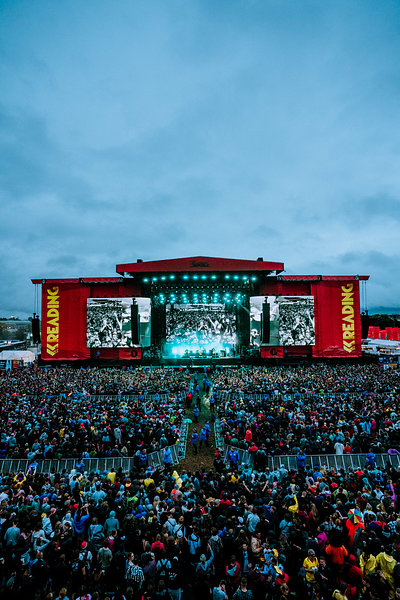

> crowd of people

[
  {"left": 0, "top": 363, "right": 398, "bottom": 600},
  {"left": 0, "top": 367, "right": 192, "bottom": 460},
  {"left": 214, "top": 365, "right": 400, "bottom": 455}
]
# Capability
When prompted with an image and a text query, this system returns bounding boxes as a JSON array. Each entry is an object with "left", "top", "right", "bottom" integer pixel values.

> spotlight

[
  {"left": 225, "top": 274, "right": 230, "bottom": 280},
  {"left": 161, "top": 276, "right": 166, "bottom": 280},
  {"left": 183, "top": 275, "right": 189, "bottom": 280},
  {"left": 152, "top": 277, "right": 158, "bottom": 282},
  {"left": 169, "top": 274, "right": 175, "bottom": 280},
  {"left": 211, "top": 275, "right": 217, "bottom": 280}
]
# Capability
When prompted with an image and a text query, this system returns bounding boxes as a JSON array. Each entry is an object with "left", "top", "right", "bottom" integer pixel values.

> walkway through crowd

[{"left": 180, "top": 369, "right": 216, "bottom": 472}]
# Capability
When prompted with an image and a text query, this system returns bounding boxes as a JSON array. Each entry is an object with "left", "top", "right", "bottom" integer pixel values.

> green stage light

[
  {"left": 251, "top": 276, "right": 257, "bottom": 281},
  {"left": 242, "top": 276, "right": 248, "bottom": 281},
  {"left": 201, "top": 275, "right": 207, "bottom": 280},
  {"left": 161, "top": 276, "right": 166, "bottom": 280},
  {"left": 193, "top": 275, "right": 198, "bottom": 280},
  {"left": 143, "top": 278, "right": 149, "bottom": 283},
  {"left": 183, "top": 275, "right": 189, "bottom": 280},
  {"left": 225, "top": 274, "right": 230, "bottom": 279},
  {"left": 211, "top": 274, "right": 217, "bottom": 280},
  {"left": 169, "top": 274, "right": 175, "bottom": 280},
  {"left": 152, "top": 277, "right": 158, "bottom": 282},
  {"left": 233, "top": 275, "right": 239, "bottom": 280}
]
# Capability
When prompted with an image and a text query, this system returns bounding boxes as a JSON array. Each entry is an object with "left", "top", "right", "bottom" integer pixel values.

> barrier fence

[
  {"left": 15, "top": 393, "right": 177, "bottom": 403},
  {"left": 0, "top": 436, "right": 187, "bottom": 475},
  {"left": 267, "top": 452, "right": 400, "bottom": 471},
  {"left": 218, "top": 446, "right": 400, "bottom": 472},
  {"left": 213, "top": 390, "right": 368, "bottom": 404}
]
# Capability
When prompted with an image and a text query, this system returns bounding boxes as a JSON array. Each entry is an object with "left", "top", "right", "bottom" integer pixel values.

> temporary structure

[{"left": 0, "top": 350, "right": 35, "bottom": 364}]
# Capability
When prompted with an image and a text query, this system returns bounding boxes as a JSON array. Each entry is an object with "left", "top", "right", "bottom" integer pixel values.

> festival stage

[{"left": 32, "top": 255, "right": 369, "bottom": 362}]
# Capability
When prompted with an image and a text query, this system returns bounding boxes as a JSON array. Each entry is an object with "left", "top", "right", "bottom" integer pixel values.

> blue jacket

[{"left": 296, "top": 452, "right": 306, "bottom": 467}]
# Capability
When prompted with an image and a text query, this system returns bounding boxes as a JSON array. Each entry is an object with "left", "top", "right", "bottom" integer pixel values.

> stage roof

[{"left": 116, "top": 256, "right": 285, "bottom": 275}]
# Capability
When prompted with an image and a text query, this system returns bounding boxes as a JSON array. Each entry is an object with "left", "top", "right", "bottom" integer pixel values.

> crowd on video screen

[
  {"left": 250, "top": 296, "right": 315, "bottom": 346},
  {"left": 166, "top": 303, "right": 237, "bottom": 350},
  {"left": 86, "top": 298, "right": 133, "bottom": 348}
]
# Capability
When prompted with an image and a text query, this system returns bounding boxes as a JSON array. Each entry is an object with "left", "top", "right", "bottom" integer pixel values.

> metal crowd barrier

[
  {"left": 216, "top": 449, "right": 400, "bottom": 472},
  {"left": 10, "top": 393, "right": 177, "bottom": 403},
  {"left": 214, "top": 418, "right": 225, "bottom": 451},
  {"left": 177, "top": 419, "right": 189, "bottom": 461},
  {"left": 0, "top": 441, "right": 184, "bottom": 475},
  {"left": 213, "top": 390, "right": 365, "bottom": 404},
  {"left": 267, "top": 453, "right": 400, "bottom": 471},
  {"left": 0, "top": 457, "right": 133, "bottom": 474}
]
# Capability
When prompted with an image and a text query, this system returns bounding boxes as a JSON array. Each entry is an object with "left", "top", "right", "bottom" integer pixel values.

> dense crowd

[
  {"left": 0, "top": 367, "right": 191, "bottom": 459},
  {"left": 214, "top": 365, "right": 400, "bottom": 455},
  {"left": 2, "top": 451, "right": 400, "bottom": 599},
  {"left": 0, "top": 363, "right": 399, "bottom": 600}
]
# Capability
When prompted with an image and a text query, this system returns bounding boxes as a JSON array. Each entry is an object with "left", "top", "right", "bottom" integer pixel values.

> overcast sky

[{"left": 1, "top": 0, "right": 399, "bottom": 318}]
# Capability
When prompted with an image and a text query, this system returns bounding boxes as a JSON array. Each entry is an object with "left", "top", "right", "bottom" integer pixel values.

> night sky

[{"left": 1, "top": 1, "right": 399, "bottom": 317}]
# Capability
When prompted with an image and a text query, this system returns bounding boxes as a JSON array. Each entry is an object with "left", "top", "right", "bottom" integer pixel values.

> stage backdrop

[
  {"left": 311, "top": 280, "right": 361, "bottom": 357},
  {"left": 41, "top": 282, "right": 91, "bottom": 360},
  {"left": 41, "top": 280, "right": 142, "bottom": 360}
]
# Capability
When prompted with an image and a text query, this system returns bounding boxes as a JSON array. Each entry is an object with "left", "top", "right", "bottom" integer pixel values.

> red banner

[
  {"left": 119, "top": 347, "right": 142, "bottom": 360},
  {"left": 311, "top": 281, "right": 361, "bottom": 357},
  {"left": 41, "top": 283, "right": 91, "bottom": 360},
  {"left": 260, "top": 346, "right": 284, "bottom": 358}
]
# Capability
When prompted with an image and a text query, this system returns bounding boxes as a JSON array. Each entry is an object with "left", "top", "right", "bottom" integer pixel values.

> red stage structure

[{"left": 32, "top": 256, "right": 369, "bottom": 361}]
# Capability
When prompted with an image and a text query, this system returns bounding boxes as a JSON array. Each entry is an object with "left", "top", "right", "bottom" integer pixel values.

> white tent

[{"left": 0, "top": 350, "right": 35, "bottom": 364}]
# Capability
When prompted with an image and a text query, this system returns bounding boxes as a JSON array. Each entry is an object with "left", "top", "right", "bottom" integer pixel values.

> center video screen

[
  {"left": 86, "top": 298, "right": 151, "bottom": 348},
  {"left": 164, "top": 303, "right": 237, "bottom": 357},
  {"left": 250, "top": 295, "right": 315, "bottom": 346}
]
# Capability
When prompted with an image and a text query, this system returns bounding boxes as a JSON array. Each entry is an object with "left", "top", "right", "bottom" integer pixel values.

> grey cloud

[{"left": 251, "top": 226, "right": 280, "bottom": 239}]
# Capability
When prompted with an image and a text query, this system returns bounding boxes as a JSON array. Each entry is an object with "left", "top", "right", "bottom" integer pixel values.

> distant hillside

[
  {"left": 368, "top": 307, "right": 400, "bottom": 315},
  {"left": 367, "top": 313, "right": 400, "bottom": 328}
]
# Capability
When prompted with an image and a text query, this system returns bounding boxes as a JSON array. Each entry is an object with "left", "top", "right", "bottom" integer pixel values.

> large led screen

[
  {"left": 250, "top": 296, "right": 315, "bottom": 346},
  {"left": 87, "top": 298, "right": 151, "bottom": 348},
  {"left": 164, "top": 303, "right": 237, "bottom": 356}
]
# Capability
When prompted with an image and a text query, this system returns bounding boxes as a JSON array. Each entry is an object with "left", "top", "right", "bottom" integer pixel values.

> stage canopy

[{"left": 117, "top": 256, "right": 284, "bottom": 276}]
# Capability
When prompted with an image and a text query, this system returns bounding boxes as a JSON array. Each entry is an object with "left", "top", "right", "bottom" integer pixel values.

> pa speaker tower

[
  {"left": 131, "top": 302, "right": 140, "bottom": 345},
  {"left": 261, "top": 302, "right": 270, "bottom": 343},
  {"left": 32, "top": 315, "right": 40, "bottom": 344}
]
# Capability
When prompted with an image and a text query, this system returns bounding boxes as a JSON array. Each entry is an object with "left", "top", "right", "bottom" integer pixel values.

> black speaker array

[
  {"left": 32, "top": 316, "right": 40, "bottom": 344},
  {"left": 361, "top": 312, "right": 369, "bottom": 339},
  {"left": 131, "top": 303, "right": 140, "bottom": 345},
  {"left": 151, "top": 303, "right": 166, "bottom": 346},
  {"left": 261, "top": 302, "right": 270, "bottom": 343}
]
